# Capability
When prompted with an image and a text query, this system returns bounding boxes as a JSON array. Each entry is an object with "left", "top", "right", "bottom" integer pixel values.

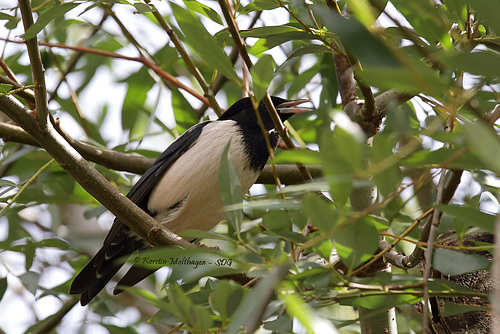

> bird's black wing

[
  {"left": 70, "top": 121, "right": 211, "bottom": 305},
  {"left": 126, "top": 121, "right": 212, "bottom": 210}
]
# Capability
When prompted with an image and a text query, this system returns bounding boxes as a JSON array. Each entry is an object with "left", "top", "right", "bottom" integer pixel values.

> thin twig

[
  {"left": 217, "top": 0, "right": 253, "bottom": 70},
  {"left": 0, "top": 159, "right": 55, "bottom": 216},
  {"left": 1, "top": 38, "right": 210, "bottom": 106},
  {"left": 142, "top": 0, "right": 222, "bottom": 115},
  {"left": 47, "top": 11, "right": 109, "bottom": 103}
]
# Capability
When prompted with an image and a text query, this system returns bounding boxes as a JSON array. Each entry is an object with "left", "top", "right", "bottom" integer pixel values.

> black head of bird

[
  {"left": 220, "top": 96, "right": 311, "bottom": 130},
  {"left": 70, "top": 96, "right": 310, "bottom": 305}
]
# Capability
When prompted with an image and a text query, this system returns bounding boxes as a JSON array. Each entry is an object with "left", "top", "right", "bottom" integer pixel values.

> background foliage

[{"left": 1, "top": 0, "right": 499, "bottom": 333}]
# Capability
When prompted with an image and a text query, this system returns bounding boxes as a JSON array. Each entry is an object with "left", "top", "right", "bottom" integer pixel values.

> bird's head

[{"left": 219, "top": 96, "right": 311, "bottom": 130}]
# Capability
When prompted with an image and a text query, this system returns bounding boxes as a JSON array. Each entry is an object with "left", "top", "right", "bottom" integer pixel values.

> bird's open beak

[{"left": 276, "top": 99, "right": 312, "bottom": 114}]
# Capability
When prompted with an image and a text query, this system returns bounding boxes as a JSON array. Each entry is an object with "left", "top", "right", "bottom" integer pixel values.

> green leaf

[
  {"left": 264, "top": 314, "right": 293, "bottom": 332},
  {"left": 24, "top": 238, "right": 35, "bottom": 271},
  {"left": 209, "top": 280, "right": 245, "bottom": 323},
  {"left": 250, "top": 55, "right": 275, "bottom": 101},
  {"left": 371, "top": 134, "right": 399, "bottom": 197},
  {"left": 441, "top": 302, "right": 490, "bottom": 317},
  {"left": 121, "top": 68, "right": 155, "bottom": 133},
  {"left": 241, "top": 25, "right": 318, "bottom": 49},
  {"left": 0, "top": 179, "right": 18, "bottom": 187},
  {"left": 319, "top": 127, "right": 364, "bottom": 206},
  {"left": 312, "top": 4, "right": 400, "bottom": 68},
  {"left": 133, "top": 3, "right": 155, "bottom": 13},
  {"left": 436, "top": 204, "right": 496, "bottom": 233},
  {"left": 178, "top": 229, "right": 234, "bottom": 242},
  {"left": 443, "top": 50, "right": 500, "bottom": 78},
  {"left": 463, "top": 120, "right": 500, "bottom": 174},
  {"left": 219, "top": 142, "right": 243, "bottom": 235},
  {"left": 274, "top": 148, "right": 321, "bottom": 165},
  {"left": 19, "top": 271, "right": 40, "bottom": 295},
  {"left": 0, "top": 12, "right": 21, "bottom": 30},
  {"left": 287, "top": 44, "right": 332, "bottom": 59},
  {"left": 171, "top": 89, "right": 198, "bottom": 134},
  {"left": 0, "top": 277, "right": 7, "bottom": 301},
  {"left": 390, "top": 0, "right": 450, "bottom": 44},
  {"left": 347, "top": 290, "right": 417, "bottom": 309},
  {"left": 358, "top": 64, "right": 445, "bottom": 96},
  {"left": 262, "top": 209, "right": 292, "bottom": 230},
  {"left": 433, "top": 248, "right": 490, "bottom": 276},
  {"left": 278, "top": 282, "right": 338, "bottom": 332},
  {"left": 468, "top": 0, "right": 500, "bottom": 35},
  {"left": 167, "top": 283, "right": 213, "bottom": 331},
  {"left": 226, "top": 264, "right": 289, "bottom": 334},
  {"left": 0, "top": 84, "right": 13, "bottom": 94},
  {"left": 402, "top": 147, "right": 489, "bottom": 170},
  {"left": 21, "top": 3, "right": 79, "bottom": 39},
  {"left": 301, "top": 193, "right": 337, "bottom": 231},
  {"left": 262, "top": 230, "right": 309, "bottom": 243},
  {"left": 170, "top": 3, "right": 239, "bottom": 83},
  {"left": 241, "top": 0, "right": 281, "bottom": 13},
  {"left": 183, "top": 0, "right": 222, "bottom": 25},
  {"left": 334, "top": 217, "right": 379, "bottom": 271},
  {"left": 37, "top": 237, "right": 71, "bottom": 250}
]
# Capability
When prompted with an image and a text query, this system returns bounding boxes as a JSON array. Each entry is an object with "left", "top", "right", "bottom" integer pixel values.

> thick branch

[
  {"left": 333, "top": 53, "right": 358, "bottom": 108},
  {"left": 0, "top": 121, "right": 321, "bottom": 183},
  {"left": 0, "top": 94, "right": 192, "bottom": 249}
]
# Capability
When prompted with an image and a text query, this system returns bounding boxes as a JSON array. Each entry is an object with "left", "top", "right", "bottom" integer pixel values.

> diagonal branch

[
  {"left": 0, "top": 94, "right": 192, "bottom": 248},
  {"left": 5, "top": 0, "right": 192, "bottom": 249}
]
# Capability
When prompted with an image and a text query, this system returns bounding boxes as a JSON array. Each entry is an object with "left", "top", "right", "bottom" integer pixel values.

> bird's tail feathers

[
  {"left": 113, "top": 266, "right": 159, "bottom": 295},
  {"left": 70, "top": 244, "right": 134, "bottom": 306}
]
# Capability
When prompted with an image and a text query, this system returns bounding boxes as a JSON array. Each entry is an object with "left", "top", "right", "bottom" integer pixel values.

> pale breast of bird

[{"left": 147, "top": 120, "right": 262, "bottom": 234}]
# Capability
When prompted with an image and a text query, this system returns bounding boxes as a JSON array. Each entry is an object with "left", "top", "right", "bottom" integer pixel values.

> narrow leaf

[
  {"left": 250, "top": 55, "right": 275, "bottom": 101},
  {"left": 171, "top": 3, "right": 239, "bottom": 82},
  {"left": 433, "top": 248, "right": 490, "bottom": 276},
  {"left": 334, "top": 217, "right": 379, "bottom": 271},
  {"left": 0, "top": 277, "right": 7, "bottom": 301},
  {"left": 463, "top": 120, "right": 500, "bottom": 174},
  {"left": 219, "top": 142, "right": 243, "bottom": 234},
  {"left": 183, "top": 0, "right": 222, "bottom": 25},
  {"left": 21, "top": 3, "right": 79, "bottom": 39},
  {"left": 436, "top": 204, "right": 496, "bottom": 233}
]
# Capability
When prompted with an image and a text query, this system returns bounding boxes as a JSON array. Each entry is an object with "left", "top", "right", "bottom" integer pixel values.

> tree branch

[
  {"left": 0, "top": 121, "right": 321, "bottom": 184},
  {"left": 29, "top": 298, "right": 79, "bottom": 334},
  {"left": 0, "top": 89, "right": 191, "bottom": 250},
  {"left": 141, "top": 0, "right": 223, "bottom": 116},
  {"left": 18, "top": 0, "right": 49, "bottom": 128}
]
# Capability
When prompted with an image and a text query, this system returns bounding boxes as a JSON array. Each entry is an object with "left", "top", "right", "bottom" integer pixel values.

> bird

[{"left": 70, "top": 96, "right": 310, "bottom": 305}]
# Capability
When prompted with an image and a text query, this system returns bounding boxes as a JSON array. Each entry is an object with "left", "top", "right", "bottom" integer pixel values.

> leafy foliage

[{"left": 1, "top": 0, "right": 499, "bottom": 333}]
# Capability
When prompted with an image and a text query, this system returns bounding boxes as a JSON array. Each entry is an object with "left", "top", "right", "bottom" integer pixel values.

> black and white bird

[{"left": 70, "top": 96, "right": 309, "bottom": 305}]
